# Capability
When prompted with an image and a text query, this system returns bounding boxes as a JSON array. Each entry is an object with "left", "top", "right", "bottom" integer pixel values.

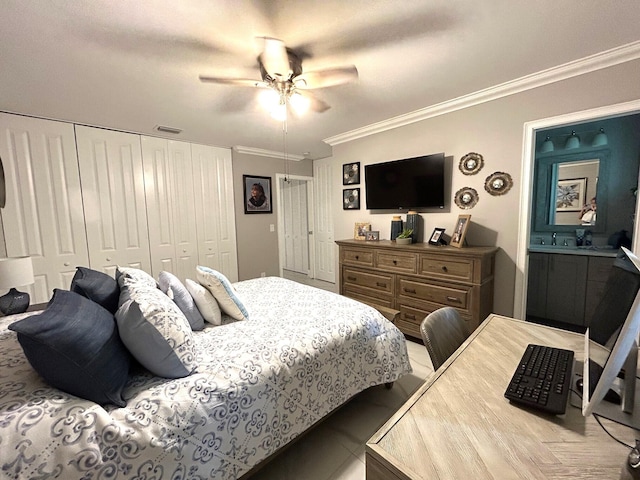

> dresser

[{"left": 336, "top": 240, "right": 498, "bottom": 336}]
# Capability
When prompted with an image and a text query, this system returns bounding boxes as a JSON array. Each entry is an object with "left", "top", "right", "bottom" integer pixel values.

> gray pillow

[
  {"left": 116, "top": 266, "right": 157, "bottom": 289},
  {"left": 116, "top": 283, "right": 197, "bottom": 378},
  {"left": 158, "top": 271, "right": 205, "bottom": 331},
  {"left": 8, "top": 289, "right": 131, "bottom": 406}
]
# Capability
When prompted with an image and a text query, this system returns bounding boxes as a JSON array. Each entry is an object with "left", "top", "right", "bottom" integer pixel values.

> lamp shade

[
  {"left": 565, "top": 131, "right": 580, "bottom": 149},
  {"left": 0, "top": 256, "right": 34, "bottom": 290},
  {"left": 540, "top": 135, "right": 554, "bottom": 153},
  {"left": 592, "top": 128, "right": 608, "bottom": 146}
]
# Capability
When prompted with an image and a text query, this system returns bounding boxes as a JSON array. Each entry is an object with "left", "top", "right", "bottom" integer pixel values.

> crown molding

[
  {"left": 233, "top": 145, "right": 305, "bottom": 161},
  {"left": 324, "top": 41, "right": 640, "bottom": 146}
]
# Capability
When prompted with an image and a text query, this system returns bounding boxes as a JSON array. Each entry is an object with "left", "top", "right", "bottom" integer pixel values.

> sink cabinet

[{"left": 527, "top": 252, "right": 614, "bottom": 327}]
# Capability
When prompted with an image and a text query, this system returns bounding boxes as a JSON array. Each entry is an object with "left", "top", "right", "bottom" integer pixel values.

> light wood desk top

[{"left": 367, "top": 314, "right": 637, "bottom": 479}]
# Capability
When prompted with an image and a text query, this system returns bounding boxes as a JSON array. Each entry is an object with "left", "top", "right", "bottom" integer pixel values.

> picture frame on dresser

[
  {"left": 450, "top": 214, "right": 471, "bottom": 248},
  {"left": 429, "top": 227, "right": 446, "bottom": 245},
  {"left": 354, "top": 222, "right": 371, "bottom": 240}
]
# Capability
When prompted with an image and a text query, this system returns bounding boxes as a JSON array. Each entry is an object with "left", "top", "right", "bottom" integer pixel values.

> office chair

[{"left": 420, "top": 307, "right": 470, "bottom": 370}]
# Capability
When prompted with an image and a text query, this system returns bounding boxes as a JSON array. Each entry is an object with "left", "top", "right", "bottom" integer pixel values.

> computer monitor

[{"left": 581, "top": 247, "right": 640, "bottom": 429}]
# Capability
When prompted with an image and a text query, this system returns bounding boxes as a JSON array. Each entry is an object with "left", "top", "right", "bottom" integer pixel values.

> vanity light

[
  {"left": 540, "top": 136, "right": 554, "bottom": 153},
  {"left": 565, "top": 131, "right": 580, "bottom": 149},
  {"left": 592, "top": 128, "right": 608, "bottom": 147}
]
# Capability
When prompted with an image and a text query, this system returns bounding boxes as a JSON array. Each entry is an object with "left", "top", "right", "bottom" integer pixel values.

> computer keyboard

[{"left": 504, "top": 344, "right": 574, "bottom": 414}]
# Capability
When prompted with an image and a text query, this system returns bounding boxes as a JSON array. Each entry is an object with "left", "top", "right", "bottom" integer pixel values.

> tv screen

[{"left": 364, "top": 153, "right": 445, "bottom": 210}]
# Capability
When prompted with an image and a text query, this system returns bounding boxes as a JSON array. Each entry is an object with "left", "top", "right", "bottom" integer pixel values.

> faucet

[{"left": 551, "top": 232, "right": 557, "bottom": 246}]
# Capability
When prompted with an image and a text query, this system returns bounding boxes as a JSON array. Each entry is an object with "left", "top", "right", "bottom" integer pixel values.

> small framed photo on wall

[
  {"left": 244, "top": 175, "right": 272, "bottom": 214},
  {"left": 343, "top": 162, "right": 360, "bottom": 185},
  {"left": 343, "top": 188, "right": 360, "bottom": 210},
  {"left": 450, "top": 214, "right": 471, "bottom": 248}
]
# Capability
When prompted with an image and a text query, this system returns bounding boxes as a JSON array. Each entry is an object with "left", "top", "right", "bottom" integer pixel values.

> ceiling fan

[{"left": 199, "top": 37, "right": 358, "bottom": 117}]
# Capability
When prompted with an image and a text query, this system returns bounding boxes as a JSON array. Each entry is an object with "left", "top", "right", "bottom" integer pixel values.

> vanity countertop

[{"left": 528, "top": 245, "right": 619, "bottom": 257}]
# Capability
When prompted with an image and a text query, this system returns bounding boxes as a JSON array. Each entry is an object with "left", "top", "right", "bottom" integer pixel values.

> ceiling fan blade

[
  {"left": 293, "top": 91, "right": 331, "bottom": 113},
  {"left": 199, "top": 76, "right": 268, "bottom": 88},
  {"left": 259, "top": 37, "right": 291, "bottom": 80},
  {"left": 293, "top": 66, "right": 358, "bottom": 89}
]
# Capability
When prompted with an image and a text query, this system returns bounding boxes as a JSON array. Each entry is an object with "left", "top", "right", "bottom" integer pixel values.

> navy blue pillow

[
  {"left": 70, "top": 267, "right": 120, "bottom": 314},
  {"left": 8, "top": 289, "right": 131, "bottom": 407}
]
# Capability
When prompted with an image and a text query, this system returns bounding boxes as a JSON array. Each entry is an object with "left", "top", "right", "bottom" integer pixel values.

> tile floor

[{"left": 252, "top": 272, "right": 434, "bottom": 480}]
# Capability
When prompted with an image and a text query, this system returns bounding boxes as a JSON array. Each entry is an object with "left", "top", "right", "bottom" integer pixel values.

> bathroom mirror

[{"left": 533, "top": 149, "right": 609, "bottom": 233}]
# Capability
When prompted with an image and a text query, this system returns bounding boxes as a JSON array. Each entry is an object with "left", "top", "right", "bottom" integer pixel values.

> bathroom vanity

[{"left": 526, "top": 246, "right": 617, "bottom": 328}]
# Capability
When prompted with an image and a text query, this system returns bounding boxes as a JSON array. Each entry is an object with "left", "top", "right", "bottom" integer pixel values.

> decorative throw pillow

[
  {"left": 116, "top": 266, "right": 157, "bottom": 289},
  {"left": 116, "top": 283, "right": 198, "bottom": 378},
  {"left": 158, "top": 271, "right": 205, "bottom": 331},
  {"left": 70, "top": 266, "right": 120, "bottom": 314},
  {"left": 8, "top": 289, "right": 131, "bottom": 407},
  {"left": 196, "top": 266, "right": 249, "bottom": 321},
  {"left": 185, "top": 278, "right": 222, "bottom": 326}
]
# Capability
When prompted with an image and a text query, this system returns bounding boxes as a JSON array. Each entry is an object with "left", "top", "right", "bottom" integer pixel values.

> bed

[{"left": 0, "top": 275, "right": 411, "bottom": 479}]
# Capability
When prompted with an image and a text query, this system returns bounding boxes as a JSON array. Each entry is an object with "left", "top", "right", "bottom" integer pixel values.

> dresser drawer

[
  {"left": 376, "top": 251, "right": 417, "bottom": 274},
  {"left": 341, "top": 248, "right": 374, "bottom": 267},
  {"left": 397, "top": 303, "right": 472, "bottom": 338},
  {"left": 398, "top": 277, "right": 470, "bottom": 310},
  {"left": 343, "top": 267, "right": 394, "bottom": 293},
  {"left": 343, "top": 286, "right": 394, "bottom": 309},
  {"left": 419, "top": 254, "right": 474, "bottom": 282}
]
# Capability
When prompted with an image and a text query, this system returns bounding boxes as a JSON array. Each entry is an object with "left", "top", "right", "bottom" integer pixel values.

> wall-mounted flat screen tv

[{"left": 364, "top": 153, "right": 445, "bottom": 210}]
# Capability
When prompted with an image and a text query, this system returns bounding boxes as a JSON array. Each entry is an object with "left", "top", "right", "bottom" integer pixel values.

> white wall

[{"left": 318, "top": 58, "right": 640, "bottom": 317}]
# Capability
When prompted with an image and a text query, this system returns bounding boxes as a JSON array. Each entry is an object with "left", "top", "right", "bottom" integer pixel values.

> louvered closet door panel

[
  {"left": 191, "top": 144, "right": 238, "bottom": 282},
  {"left": 168, "top": 140, "right": 198, "bottom": 281},
  {"left": 141, "top": 136, "right": 176, "bottom": 278},
  {"left": 75, "top": 125, "right": 151, "bottom": 274},
  {"left": 0, "top": 113, "right": 89, "bottom": 303}
]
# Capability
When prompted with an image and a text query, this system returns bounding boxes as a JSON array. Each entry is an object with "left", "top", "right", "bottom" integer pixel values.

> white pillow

[
  {"left": 196, "top": 266, "right": 249, "bottom": 321},
  {"left": 116, "top": 266, "right": 157, "bottom": 289},
  {"left": 185, "top": 278, "right": 222, "bottom": 326},
  {"left": 159, "top": 271, "right": 205, "bottom": 331}
]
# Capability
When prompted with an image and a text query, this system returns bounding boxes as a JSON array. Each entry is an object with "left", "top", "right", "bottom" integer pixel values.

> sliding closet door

[
  {"left": 75, "top": 125, "right": 151, "bottom": 276},
  {"left": 191, "top": 144, "right": 238, "bottom": 282},
  {"left": 0, "top": 113, "right": 89, "bottom": 302},
  {"left": 141, "top": 136, "right": 199, "bottom": 281}
]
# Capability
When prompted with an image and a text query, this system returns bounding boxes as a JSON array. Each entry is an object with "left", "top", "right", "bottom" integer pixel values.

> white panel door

[
  {"left": 282, "top": 179, "right": 310, "bottom": 274},
  {"left": 0, "top": 113, "right": 89, "bottom": 303},
  {"left": 168, "top": 140, "right": 199, "bottom": 281},
  {"left": 313, "top": 162, "right": 335, "bottom": 283},
  {"left": 191, "top": 144, "right": 238, "bottom": 282},
  {"left": 75, "top": 125, "right": 151, "bottom": 276},
  {"left": 141, "top": 136, "right": 175, "bottom": 277}
]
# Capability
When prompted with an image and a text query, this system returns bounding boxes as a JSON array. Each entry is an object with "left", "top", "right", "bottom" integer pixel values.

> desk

[{"left": 367, "top": 314, "right": 636, "bottom": 479}]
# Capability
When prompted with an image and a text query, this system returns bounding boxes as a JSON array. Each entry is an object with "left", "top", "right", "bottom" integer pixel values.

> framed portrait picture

[
  {"left": 343, "top": 188, "right": 360, "bottom": 210},
  {"left": 429, "top": 227, "right": 446, "bottom": 245},
  {"left": 365, "top": 231, "right": 380, "bottom": 241},
  {"left": 450, "top": 214, "right": 471, "bottom": 248},
  {"left": 343, "top": 162, "right": 360, "bottom": 185},
  {"left": 556, "top": 177, "right": 587, "bottom": 212},
  {"left": 243, "top": 175, "right": 272, "bottom": 214},
  {"left": 354, "top": 222, "right": 371, "bottom": 240}
]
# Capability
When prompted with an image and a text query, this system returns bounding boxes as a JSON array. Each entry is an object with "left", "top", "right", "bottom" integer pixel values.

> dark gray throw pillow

[
  {"left": 70, "top": 266, "right": 120, "bottom": 314},
  {"left": 8, "top": 289, "right": 131, "bottom": 407}
]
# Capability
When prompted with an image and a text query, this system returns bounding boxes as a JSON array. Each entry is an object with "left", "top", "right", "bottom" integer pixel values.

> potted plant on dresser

[{"left": 395, "top": 229, "right": 413, "bottom": 245}]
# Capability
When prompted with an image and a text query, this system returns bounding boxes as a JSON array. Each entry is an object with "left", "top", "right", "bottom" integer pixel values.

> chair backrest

[{"left": 420, "top": 307, "right": 470, "bottom": 370}]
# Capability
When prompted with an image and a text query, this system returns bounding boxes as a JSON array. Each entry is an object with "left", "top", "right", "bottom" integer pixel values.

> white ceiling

[{"left": 1, "top": 0, "right": 640, "bottom": 159}]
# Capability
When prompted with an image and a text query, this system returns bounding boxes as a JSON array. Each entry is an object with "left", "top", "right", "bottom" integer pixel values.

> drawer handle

[
  {"left": 441, "top": 266, "right": 448, "bottom": 272},
  {"left": 404, "top": 288, "right": 417, "bottom": 294},
  {"left": 393, "top": 260, "right": 397, "bottom": 265},
  {"left": 376, "top": 282, "right": 387, "bottom": 288},
  {"left": 446, "top": 296, "right": 462, "bottom": 303},
  {"left": 355, "top": 255, "right": 359, "bottom": 260},
  {"left": 347, "top": 276, "right": 357, "bottom": 281},
  {"left": 405, "top": 313, "right": 416, "bottom": 320}
]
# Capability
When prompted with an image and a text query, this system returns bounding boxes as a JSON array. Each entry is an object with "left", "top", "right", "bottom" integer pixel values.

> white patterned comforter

[{"left": 0, "top": 277, "right": 411, "bottom": 479}]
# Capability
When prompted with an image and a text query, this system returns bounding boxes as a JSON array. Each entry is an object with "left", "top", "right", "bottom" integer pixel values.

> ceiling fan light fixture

[
  {"left": 270, "top": 102, "right": 287, "bottom": 122},
  {"left": 289, "top": 92, "right": 310, "bottom": 116}
]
